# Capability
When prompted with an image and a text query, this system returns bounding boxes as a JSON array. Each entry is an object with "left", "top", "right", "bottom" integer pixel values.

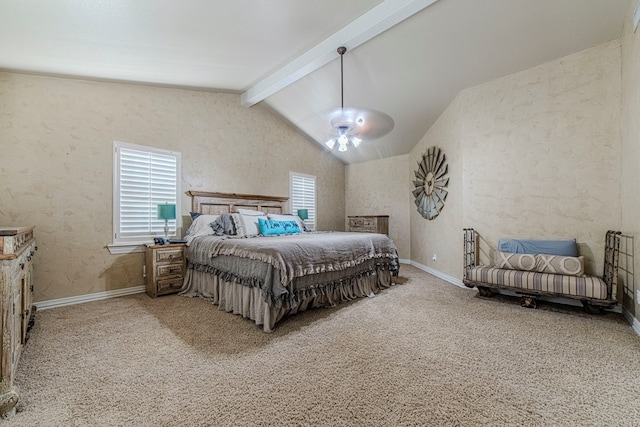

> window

[
  {"left": 111, "top": 141, "right": 181, "bottom": 250},
  {"left": 290, "top": 172, "right": 316, "bottom": 231}
]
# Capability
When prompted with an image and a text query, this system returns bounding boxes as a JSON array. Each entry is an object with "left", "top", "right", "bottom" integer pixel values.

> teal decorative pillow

[{"left": 258, "top": 218, "right": 301, "bottom": 236}]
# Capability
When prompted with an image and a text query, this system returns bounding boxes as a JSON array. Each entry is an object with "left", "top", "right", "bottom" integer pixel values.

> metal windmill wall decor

[{"left": 413, "top": 146, "right": 449, "bottom": 220}]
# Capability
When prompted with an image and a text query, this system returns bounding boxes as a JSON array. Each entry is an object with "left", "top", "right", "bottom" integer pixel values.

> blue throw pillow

[
  {"left": 497, "top": 238, "right": 578, "bottom": 257},
  {"left": 258, "top": 218, "right": 301, "bottom": 236}
]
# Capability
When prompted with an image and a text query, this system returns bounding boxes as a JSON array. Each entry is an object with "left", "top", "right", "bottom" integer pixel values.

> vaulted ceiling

[{"left": 0, "top": 0, "right": 630, "bottom": 163}]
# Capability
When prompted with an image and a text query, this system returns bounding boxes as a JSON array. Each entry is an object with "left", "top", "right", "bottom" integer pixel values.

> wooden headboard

[{"left": 187, "top": 191, "right": 288, "bottom": 215}]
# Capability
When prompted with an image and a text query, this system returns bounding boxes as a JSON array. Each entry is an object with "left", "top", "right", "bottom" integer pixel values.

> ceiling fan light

[
  {"left": 338, "top": 134, "right": 348, "bottom": 145},
  {"left": 351, "top": 137, "right": 362, "bottom": 147},
  {"left": 325, "top": 139, "right": 336, "bottom": 149},
  {"left": 338, "top": 142, "right": 348, "bottom": 152}
]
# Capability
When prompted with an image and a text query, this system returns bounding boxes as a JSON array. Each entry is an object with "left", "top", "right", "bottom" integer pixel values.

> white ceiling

[{"left": 0, "top": 0, "right": 630, "bottom": 164}]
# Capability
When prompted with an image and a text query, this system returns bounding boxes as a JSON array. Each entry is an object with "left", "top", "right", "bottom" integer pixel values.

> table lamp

[
  {"left": 157, "top": 203, "right": 176, "bottom": 239},
  {"left": 297, "top": 209, "right": 309, "bottom": 221}
]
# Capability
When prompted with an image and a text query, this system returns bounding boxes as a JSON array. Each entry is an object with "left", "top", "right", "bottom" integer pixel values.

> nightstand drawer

[
  {"left": 347, "top": 216, "right": 389, "bottom": 235},
  {"left": 361, "top": 218, "right": 375, "bottom": 227},
  {"left": 350, "top": 217, "right": 376, "bottom": 227},
  {"left": 156, "top": 264, "right": 184, "bottom": 277},
  {"left": 157, "top": 277, "right": 184, "bottom": 295},
  {"left": 156, "top": 248, "right": 184, "bottom": 263},
  {"left": 350, "top": 226, "right": 375, "bottom": 233},
  {"left": 349, "top": 218, "right": 363, "bottom": 228}
]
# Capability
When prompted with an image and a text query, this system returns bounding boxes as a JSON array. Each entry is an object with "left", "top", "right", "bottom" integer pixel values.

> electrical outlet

[
  {"left": 636, "top": 289, "right": 640, "bottom": 303},
  {"left": 432, "top": 254, "right": 437, "bottom": 262}
]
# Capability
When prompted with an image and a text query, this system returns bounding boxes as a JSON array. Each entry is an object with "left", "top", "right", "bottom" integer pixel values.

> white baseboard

[
  {"left": 623, "top": 308, "right": 640, "bottom": 336},
  {"left": 399, "top": 258, "right": 411, "bottom": 264},
  {"left": 408, "top": 260, "right": 466, "bottom": 288},
  {"left": 35, "top": 285, "right": 146, "bottom": 311}
]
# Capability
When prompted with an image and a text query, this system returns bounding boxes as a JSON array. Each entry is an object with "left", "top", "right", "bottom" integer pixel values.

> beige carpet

[{"left": 7, "top": 265, "right": 640, "bottom": 426}]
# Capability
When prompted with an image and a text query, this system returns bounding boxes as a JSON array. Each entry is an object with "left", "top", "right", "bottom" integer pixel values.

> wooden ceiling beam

[{"left": 240, "top": 0, "right": 440, "bottom": 107}]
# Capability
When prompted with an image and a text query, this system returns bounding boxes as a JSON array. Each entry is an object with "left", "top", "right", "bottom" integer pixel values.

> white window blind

[
  {"left": 289, "top": 172, "right": 316, "bottom": 231},
  {"left": 113, "top": 141, "right": 181, "bottom": 244}
]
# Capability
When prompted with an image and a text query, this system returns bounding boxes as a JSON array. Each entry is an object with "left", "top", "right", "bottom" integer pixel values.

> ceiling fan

[{"left": 324, "top": 46, "right": 394, "bottom": 152}]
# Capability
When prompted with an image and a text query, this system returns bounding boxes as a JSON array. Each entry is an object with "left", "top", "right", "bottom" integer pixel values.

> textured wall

[
  {"left": 462, "top": 41, "right": 622, "bottom": 276},
  {"left": 409, "top": 97, "right": 464, "bottom": 278},
  {"left": 0, "top": 72, "right": 345, "bottom": 302},
  {"left": 402, "top": 41, "right": 622, "bottom": 281},
  {"left": 621, "top": 0, "right": 640, "bottom": 317},
  {"left": 345, "top": 154, "right": 410, "bottom": 259}
]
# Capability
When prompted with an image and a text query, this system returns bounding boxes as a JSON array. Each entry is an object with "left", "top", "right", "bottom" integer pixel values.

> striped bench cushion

[{"left": 467, "top": 266, "right": 608, "bottom": 300}]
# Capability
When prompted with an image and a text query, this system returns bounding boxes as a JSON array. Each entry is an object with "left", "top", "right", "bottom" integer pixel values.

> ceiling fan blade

[{"left": 326, "top": 107, "right": 394, "bottom": 140}]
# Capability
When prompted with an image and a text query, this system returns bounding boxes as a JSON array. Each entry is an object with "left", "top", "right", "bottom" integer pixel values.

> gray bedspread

[{"left": 183, "top": 231, "right": 399, "bottom": 308}]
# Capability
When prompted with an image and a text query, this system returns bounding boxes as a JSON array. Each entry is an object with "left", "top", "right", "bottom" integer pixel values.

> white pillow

[
  {"left": 237, "top": 213, "right": 267, "bottom": 237},
  {"left": 185, "top": 214, "right": 219, "bottom": 236},
  {"left": 267, "top": 213, "right": 307, "bottom": 232}
]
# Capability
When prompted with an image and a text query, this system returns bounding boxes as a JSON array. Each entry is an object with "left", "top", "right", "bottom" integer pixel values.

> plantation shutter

[
  {"left": 290, "top": 172, "right": 316, "bottom": 231},
  {"left": 114, "top": 142, "right": 181, "bottom": 243}
]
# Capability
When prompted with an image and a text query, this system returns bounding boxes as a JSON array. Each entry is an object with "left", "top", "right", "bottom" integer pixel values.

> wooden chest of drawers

[
  {"left": 348, "top": 216, "right": 389, "bottom": 235},
  {"left": 0, "top": 226, "right": 36, "bottom": 418},
  {"left": 145, "top": 243, "right": 186, "bottom": 297}
]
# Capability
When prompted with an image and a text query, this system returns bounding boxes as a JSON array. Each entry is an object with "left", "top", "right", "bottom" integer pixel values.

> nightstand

[
  {"left": 145, "top": 243, "right": 186, "bottom": 297},
  {"left": 348, "top": 215, "right": 389, "bottom": 235}
]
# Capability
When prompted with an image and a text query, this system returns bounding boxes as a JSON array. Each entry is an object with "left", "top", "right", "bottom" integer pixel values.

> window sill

[{"left": 107, "top": 243, "right": 148, "bottom": 255}]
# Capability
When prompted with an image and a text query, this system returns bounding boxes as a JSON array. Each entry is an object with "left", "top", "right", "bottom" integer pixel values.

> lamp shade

[
  {"left": 157, "top": 203, "right": 176, "bottom": 220},
  {"left": 297, "top": 209, "right": 309, "bottom": 220}
]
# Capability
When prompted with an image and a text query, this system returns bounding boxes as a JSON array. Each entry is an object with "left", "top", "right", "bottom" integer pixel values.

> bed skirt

[{"left": 180, "top": 267, "right": 394, "bottom": 332}]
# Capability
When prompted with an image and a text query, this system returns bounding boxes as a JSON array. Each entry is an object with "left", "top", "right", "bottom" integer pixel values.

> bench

[{"left": 462, "top": 228, "right": 621, "bottom": 313}]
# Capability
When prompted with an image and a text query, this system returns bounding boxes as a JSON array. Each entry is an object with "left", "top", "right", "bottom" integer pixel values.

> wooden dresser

[
  {"left": 0, "top": 226, "right": 36, "bottom": 418},
  {"left": 145, "top": 243, "right": 186, "bottom": 297},
  {"left": 348, "top": 215, "right": 389, "bottom": 235}
]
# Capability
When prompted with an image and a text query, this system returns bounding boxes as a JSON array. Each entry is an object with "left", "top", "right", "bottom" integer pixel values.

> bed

[{"left": 180, "top": 191, "right": 400, "bottom": 332}]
